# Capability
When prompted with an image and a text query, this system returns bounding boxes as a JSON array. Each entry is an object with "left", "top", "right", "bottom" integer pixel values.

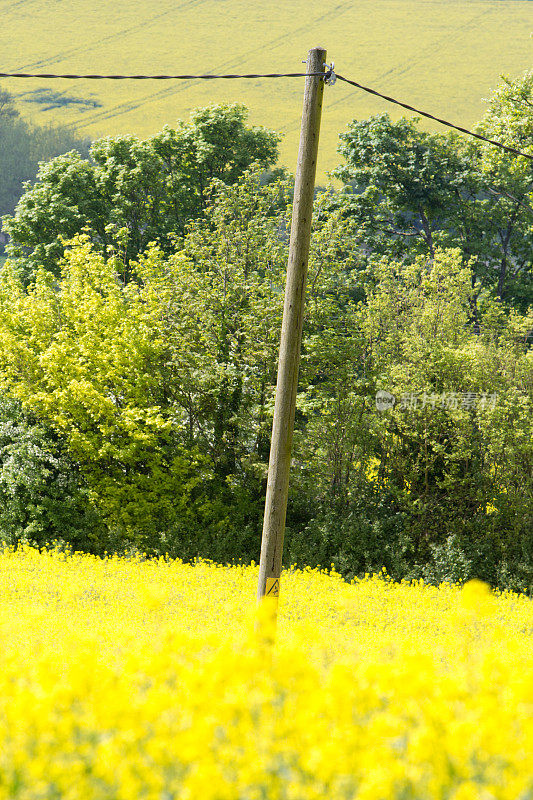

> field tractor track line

[
  {"left": 0, "top": 0, "right": 41, "bottom": 17},
  {"left": 69, "top": 0, "right": 355, "bottom": 131},
  {"left": 5, "top": 0, "right": 206, "bottom": 73},
  {"left": 372, "top": 6, "right": 495, "bottom": 84},
  {"left": 322, "top": 5, "right": 497, "bottom": 116}
]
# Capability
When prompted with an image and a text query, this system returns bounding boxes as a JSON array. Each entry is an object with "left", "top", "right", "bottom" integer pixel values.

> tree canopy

[
  {"left": 331, "top": 70, "right": 533, "bottom": 310},
  {"left": 3, "top": 103, "right": 280, "bottom": 282},
  {"left": 0, "top": 75, "right": 532, "bottom": 590}
]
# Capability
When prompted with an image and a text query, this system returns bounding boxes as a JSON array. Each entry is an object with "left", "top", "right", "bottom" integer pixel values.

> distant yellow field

[
  {"left": 1, "top": 0, "right": 532, "bottom": 179},
  {"left": 1, "top": 546, "right": 533, "bottom": 798}
]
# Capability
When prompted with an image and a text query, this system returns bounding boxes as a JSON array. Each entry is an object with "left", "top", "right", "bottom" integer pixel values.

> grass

[{"left": 0, "top": 0, "right": 532, "bottom": 180}]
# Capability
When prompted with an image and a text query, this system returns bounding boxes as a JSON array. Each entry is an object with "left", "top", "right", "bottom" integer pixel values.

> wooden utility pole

[{"left": 257, "top": 46, "right": 327, "bottom": 611}]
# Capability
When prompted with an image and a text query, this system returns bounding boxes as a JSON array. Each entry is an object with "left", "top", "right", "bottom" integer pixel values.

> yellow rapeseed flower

[{"left": 0, "top": 546, "right": 532, "bottom": 799}]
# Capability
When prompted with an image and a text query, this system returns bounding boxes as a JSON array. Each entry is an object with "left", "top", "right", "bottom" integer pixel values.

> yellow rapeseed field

[
  {"left": 2, "top": 0, "right": 533, "bottom": 179},
  {"left": 1, "top": 545, "right": 532, "bottom": 799}
]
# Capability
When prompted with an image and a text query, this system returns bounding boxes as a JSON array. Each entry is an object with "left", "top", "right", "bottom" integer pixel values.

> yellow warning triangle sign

[{"left": 265, "top": 577, "right": 280, "bottom": 596}]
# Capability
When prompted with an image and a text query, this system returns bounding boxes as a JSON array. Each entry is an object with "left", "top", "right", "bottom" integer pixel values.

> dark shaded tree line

[{"left": 0, "top": 88, "right": 90, "bottom": 250}]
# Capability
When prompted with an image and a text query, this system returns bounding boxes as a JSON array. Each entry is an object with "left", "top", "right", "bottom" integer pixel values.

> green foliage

[
  {"left": 0, "top": 397, "right": 104, "bottom": 551},
  {"left": 0, "top": 80, "right": 532, "bottom": 590},
  {"left": 3, "top": 103, "right": 279, "bottom": 281},
  {"left": 0, "top": 237, "right": 212, "bottom": 553},
  {"left": 290, "top": 246, "right": 533, "bottom": 589},
  {"left": 0, "top": 169, "right": 291, "bottom": 556},
  {"left": 2, "top": 181, "right": 532, "bottom": 588},
  {"left": 474, "top": 70, "right": 533, "bottom": 306},
  {"left": 332, "top": 73, "right": 533, "bottom": 309},
  {"left": 285, "top": 492, "right": 411, "bottom": 583},
  {"left": 366, "top": 253, "right": 532, "bottom": 550},
  {"left": 333, "top": 114, "right": 470, "bottom": 260}
]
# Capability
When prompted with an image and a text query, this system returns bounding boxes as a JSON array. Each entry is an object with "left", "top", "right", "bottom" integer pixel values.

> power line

[
  {"left": 0, "top": 71, "right": 323, "bottom": 80},
  {"left": 334, "top": 74, "right": 533, "bottom": 162},
  {"left": 0, "top": 67, "right": 531, "bottom": 161}
]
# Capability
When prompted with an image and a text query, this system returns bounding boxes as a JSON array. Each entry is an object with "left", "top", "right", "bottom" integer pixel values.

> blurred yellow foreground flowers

[{"left": 1, "top": 546, "right": 532, "bottom": 800}]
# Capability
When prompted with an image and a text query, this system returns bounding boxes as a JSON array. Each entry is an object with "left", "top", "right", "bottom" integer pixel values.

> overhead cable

[
  {"left": 0, "top": 71, "right": 323, "bottom": 80},
  {"left": 0, "top": 66, "right": 531, "bottom": 161},
  {"left": 334, "top": 72, "right": 533, "bottom": 161}
]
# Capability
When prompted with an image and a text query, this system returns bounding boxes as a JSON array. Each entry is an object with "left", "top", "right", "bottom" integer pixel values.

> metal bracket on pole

[{"left": 324, "top": 62, "right": 336, "bottom": 85}]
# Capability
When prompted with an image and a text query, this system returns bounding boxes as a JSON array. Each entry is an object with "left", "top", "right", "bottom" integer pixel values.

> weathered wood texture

[{"left": 257, "top": 46, "right": 326, "bottom": 602}]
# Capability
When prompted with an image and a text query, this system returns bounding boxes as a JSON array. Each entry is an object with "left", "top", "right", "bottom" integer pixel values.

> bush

[{"left": 0, "top": 398, "right": 105, "bottom": 551}]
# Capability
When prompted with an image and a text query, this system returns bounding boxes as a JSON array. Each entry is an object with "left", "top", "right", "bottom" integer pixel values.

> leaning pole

[{"left": 257, "top": 46, "right": 327, "bottom": 621}]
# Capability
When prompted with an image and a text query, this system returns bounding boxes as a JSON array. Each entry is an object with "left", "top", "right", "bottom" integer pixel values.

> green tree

[
  {"left": 1, "top": 153, "right": 531, "bottom": 589},
  {"left": 0, "top": 169, "right": 291, "bottom": 556},
  {"left": 332, "top": 115, "right": 471, "bottom": 260},
  {"left": 473, "top": 70, "right": 533, "bottom": 307},
  {"left": 332, "top": 75, "right": 533, "bottom": 309},
  {"left": 3, "top": 103, "right": 279, "bottom": 282},
  {"left": 0, "top": 397, "right": 104, "bottom": 551},
  {"left": 0, "top": 236, "right": 210, "bottom": 552},
  {"left": 293, "top": 247, "right": 533, "bottom": 586}
]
